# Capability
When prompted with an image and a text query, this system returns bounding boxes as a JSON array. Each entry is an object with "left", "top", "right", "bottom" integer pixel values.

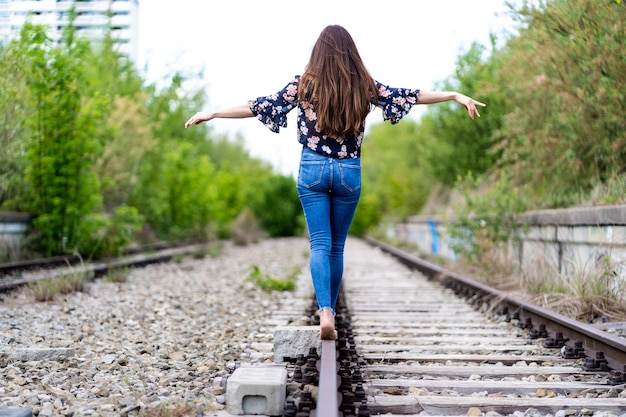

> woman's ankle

[
  {"left": 318, "top": 307, "right": 335, "bottom": 316},
  {"left": 319, "top": 308, "right": 337, "bottom": 340}
]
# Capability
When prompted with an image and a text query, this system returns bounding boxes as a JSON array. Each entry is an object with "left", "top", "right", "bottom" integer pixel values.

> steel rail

[
  {"left": 0, "top": 240, "right": 200, "bottom": 277},
  {"left": 0, "top": 244, "right": 207, "bottom": 292},
  {"left": 0, "top": 255, "right": 82, "bottom": 276},
  {"left": 364, "top": 236, "right": 626, "bottom": 373},
  {"left": 317, "top": 339, "right": 339, "bottom": 417}
]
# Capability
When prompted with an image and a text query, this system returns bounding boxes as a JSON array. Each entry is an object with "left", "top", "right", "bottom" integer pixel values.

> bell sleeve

[
  {"left": 375, "top": 81, "right": 420, "bottom": 124},
  {"left": 248, "top": 76, "right": 300, "bottom": 133}
]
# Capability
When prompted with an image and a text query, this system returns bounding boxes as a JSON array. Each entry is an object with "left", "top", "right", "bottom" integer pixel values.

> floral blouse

[{"left": 248, "top": 75, "right": 420, "bottom": 159}]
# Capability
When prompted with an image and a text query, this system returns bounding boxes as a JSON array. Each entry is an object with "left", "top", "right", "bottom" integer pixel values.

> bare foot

[{"left": 319, "top": 308, "right": 337, "bottom": 340}]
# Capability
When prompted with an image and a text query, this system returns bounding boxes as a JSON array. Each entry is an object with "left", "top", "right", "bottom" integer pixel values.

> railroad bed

[
  {"left": 1, "top": 237, "right": 625, "bottom": 416},
  {"left": 339, "top": 239, "right": 626, "bottom": 416},
  {"left": 0, "top": 238, "right": 313, "bottom": 417}
]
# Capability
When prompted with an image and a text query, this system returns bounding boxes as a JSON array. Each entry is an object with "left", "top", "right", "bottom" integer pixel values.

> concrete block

[
  {"left": 226, "top": 366, "right": 287, "bottom": 416},
  {"left": 273, "top": 326, "right": 321, "bottom": 363}
]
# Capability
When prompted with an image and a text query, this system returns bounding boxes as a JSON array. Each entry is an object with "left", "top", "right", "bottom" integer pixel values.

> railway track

[
  {"left": 2, "top": 237, "right": 626, "bottom": 416},
  {"left": 305, "top": 238, "right": 626, "bottom": 417},
  {"left": 0, "top": 242, "right": 207, "bottom": 292}
]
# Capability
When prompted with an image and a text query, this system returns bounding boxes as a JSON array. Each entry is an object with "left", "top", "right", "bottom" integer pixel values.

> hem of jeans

[{"left": 318, "top": 306, "right": 335, "bottom": 316}]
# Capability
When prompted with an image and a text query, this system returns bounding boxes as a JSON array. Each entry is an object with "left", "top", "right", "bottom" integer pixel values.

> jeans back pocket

[
  {"left": 298, "top": 160, "right": 326, "bottom": 189},
  {"left": 338, "top": 163, "right": 361, "bottom": 193}
]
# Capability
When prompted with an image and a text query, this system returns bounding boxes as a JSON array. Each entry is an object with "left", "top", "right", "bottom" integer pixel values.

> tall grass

[
  {"left": 28, "top": 268, "right": 93, "bottom": 302},
  {"left": 521, "top": 253, "right": 626, "bottom": 322}
]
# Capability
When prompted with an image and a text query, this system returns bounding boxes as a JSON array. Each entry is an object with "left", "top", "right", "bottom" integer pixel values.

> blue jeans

[{"left": 296, "top": 147, "right": 361, "bottom": 313}]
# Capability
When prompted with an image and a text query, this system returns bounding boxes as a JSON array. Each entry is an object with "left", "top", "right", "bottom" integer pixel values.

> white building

[{"left": 0, "top": 0, "right": 139, "bottom": 62}]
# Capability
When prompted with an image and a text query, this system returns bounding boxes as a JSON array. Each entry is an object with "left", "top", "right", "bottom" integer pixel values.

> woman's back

[{"left": 299, "top": 25, "right": 378, "bottom": 140}]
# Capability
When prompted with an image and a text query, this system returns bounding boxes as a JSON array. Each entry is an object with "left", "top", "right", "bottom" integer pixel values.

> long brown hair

[{"left": 300, "top": 25, "right": 378, "bottom": 139}]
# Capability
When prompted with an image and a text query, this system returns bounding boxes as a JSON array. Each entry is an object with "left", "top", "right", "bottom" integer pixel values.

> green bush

[
  {"left": 495, "top": 0, "right": 626, "bottom": 207},
  {"left": 447, "top": 173, "right": 528, "bottom": 269},
  {"left": 249, "top": 174, "right": 304, "bottom": 238}
]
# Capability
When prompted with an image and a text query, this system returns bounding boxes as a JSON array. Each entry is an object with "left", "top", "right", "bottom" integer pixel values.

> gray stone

[
  {"left": 0, "top": 408, "right": 33, "bottom": 417},
  {"left": 272, "top": 326, "right": 320, "bottom": 363},
  {"left": 0, "top": 237, "right": 313, "bottom": 416},
  {"left": 119, "top": 404, "right": 140, "bottom": 416},
  {"left": 9, "top": 348, "right": 75, "bottom": 362},
  {"left": 101, "top": 354, "right": 116, "bottom": 364}
]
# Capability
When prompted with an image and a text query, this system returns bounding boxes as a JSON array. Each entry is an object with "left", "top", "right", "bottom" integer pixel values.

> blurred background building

[{"left": 0, "top": 0, "right": 139, "bottom": 62}]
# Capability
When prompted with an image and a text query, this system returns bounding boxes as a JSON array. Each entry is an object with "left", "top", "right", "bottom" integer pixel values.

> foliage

[
  {"left": 0, "top": 18, "right": 303, "bottom": 260},
  {"left": 248, "top": 173, "right": 304, "bottom": 237},
  {"left": 79, "top": 205, "right": 145, "bottom": 259},
  {"left": 0, "top": 43, "right": 29, "bottom": 207},
  {"left": 95, "top": 94, "right": 154, "bottom": 211},
  {"left": 495, "top": 0, "right": 626, "bottom": 207},
  {"left": 132, "top": 74, "right": 303, "bottom": 242},
  {"left": 357, "top": 118, "right": 435, "bottom": 225},
  {"left": 58, "top": 268, "right": 92, "bottom": 294},
  {"left": 359, "top": 0, "right": 624, "bottom": 232},
  {"left": 28, "top": 277, "right": 61, "bottom": 302},
  {"left": 6, "top": 19, "right": 147, "bottom": 259},
  {"left": 586, "top": 174, "right": 626, "bottom": 206},
  {"left": 350, "top": 192, "right": 382, "bottom": 236},
  {"left": 521, "top": 251, "right": 626, "bottom": 322},
  {"left": 131, "top": 141, "right": 218, "bottom": 240},
  {"left": 353, "top": 39, "right": 509, "bottom": 232},
  {"left": 425, "top": 40, "right": 509, "bottom": 187},
  {"left": 246, "top": 265, "right": 298, "bottom": 292},
  {"left": 13, "top": 21, "right": 104, "bottom": 257},
  {"left": 447, "top": 173, "right": 528, "bottom": 269}
]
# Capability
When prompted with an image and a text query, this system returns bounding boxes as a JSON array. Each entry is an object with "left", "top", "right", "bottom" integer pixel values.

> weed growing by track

[
  {"left": 28, "top": 269, "right": 93, "bottom": 302},
  {"left": 519, "top": 253, "right": 626, "bottom": 322},
  {"left": 246, "top": 264, "right": 299, "bottom": 292},
  {"left": 104, "top": 266, "right": 131, "bottom": 283}
]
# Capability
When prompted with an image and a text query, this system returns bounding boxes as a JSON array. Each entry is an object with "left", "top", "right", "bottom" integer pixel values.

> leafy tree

[
  {"left": 95, "top": 94, "right": 154, "bottom": 210},
  {"left": 131, "top": 73, "right": 221, "bottom": 240},
  {"left": 132, "top": 142, "right": 219, "bottom": 240},
  {"left": 350, "top": 38, "right": 511, "bottom": 233},
  {"left": 0, "top": 43, "right": 29, "bottom": 207},
  {"left": 13, "top": 21, "right": 105, "bottom": 256},
  {"left": 248, "top": 173, "right": 303, "bottom": 237},
  {"left": 1, "top": 11, "right": 309, "bottom": 257},
  {"left": 424, "top": 40, "right": 509, "bottom": 187},
  {"left": 447, "top": 173, "right": 528, "bottom": 271},
  {"left": 496, "top": 0, "right": 626, "bottom": 207},
  {"left": 350, "top": 192, "right": 382, "bottom": 236},
  {"left": 84, "top": 29, "right": 152, "bottom": 211},
  {"left": 358, "top": 117, "right": 436, "bottom": 222}
]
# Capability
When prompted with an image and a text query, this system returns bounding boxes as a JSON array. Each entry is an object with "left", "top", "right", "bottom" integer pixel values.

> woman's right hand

[{"left": 184, "top": 112, "right": 214, "bottom": 128}]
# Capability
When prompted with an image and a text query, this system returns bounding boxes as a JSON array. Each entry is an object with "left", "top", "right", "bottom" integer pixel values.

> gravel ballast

[{"left": 0, "top": 237, "right": 313, "bottom": 416}]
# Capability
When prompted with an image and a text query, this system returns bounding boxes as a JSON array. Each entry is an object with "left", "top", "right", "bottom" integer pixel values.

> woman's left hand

[{"left": 456, "top": 94, "right": 486, "bottom": 120}]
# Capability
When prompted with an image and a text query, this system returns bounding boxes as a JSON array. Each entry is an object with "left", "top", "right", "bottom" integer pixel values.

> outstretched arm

[
  {"left": 184, "top": 104, "right": 254, "bottom": 128},
  {"left": 418, "top": 91, "right": 486, "bottom": 120}
]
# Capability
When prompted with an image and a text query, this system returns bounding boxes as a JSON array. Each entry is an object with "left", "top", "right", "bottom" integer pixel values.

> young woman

[{"left": 185, "top": 25, "right": 485, "bottom": 340}]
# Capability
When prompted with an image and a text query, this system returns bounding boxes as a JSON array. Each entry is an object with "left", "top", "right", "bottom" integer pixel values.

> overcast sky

[{"left": 137, "top": 1, "right": 520, "bottom": 176}]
